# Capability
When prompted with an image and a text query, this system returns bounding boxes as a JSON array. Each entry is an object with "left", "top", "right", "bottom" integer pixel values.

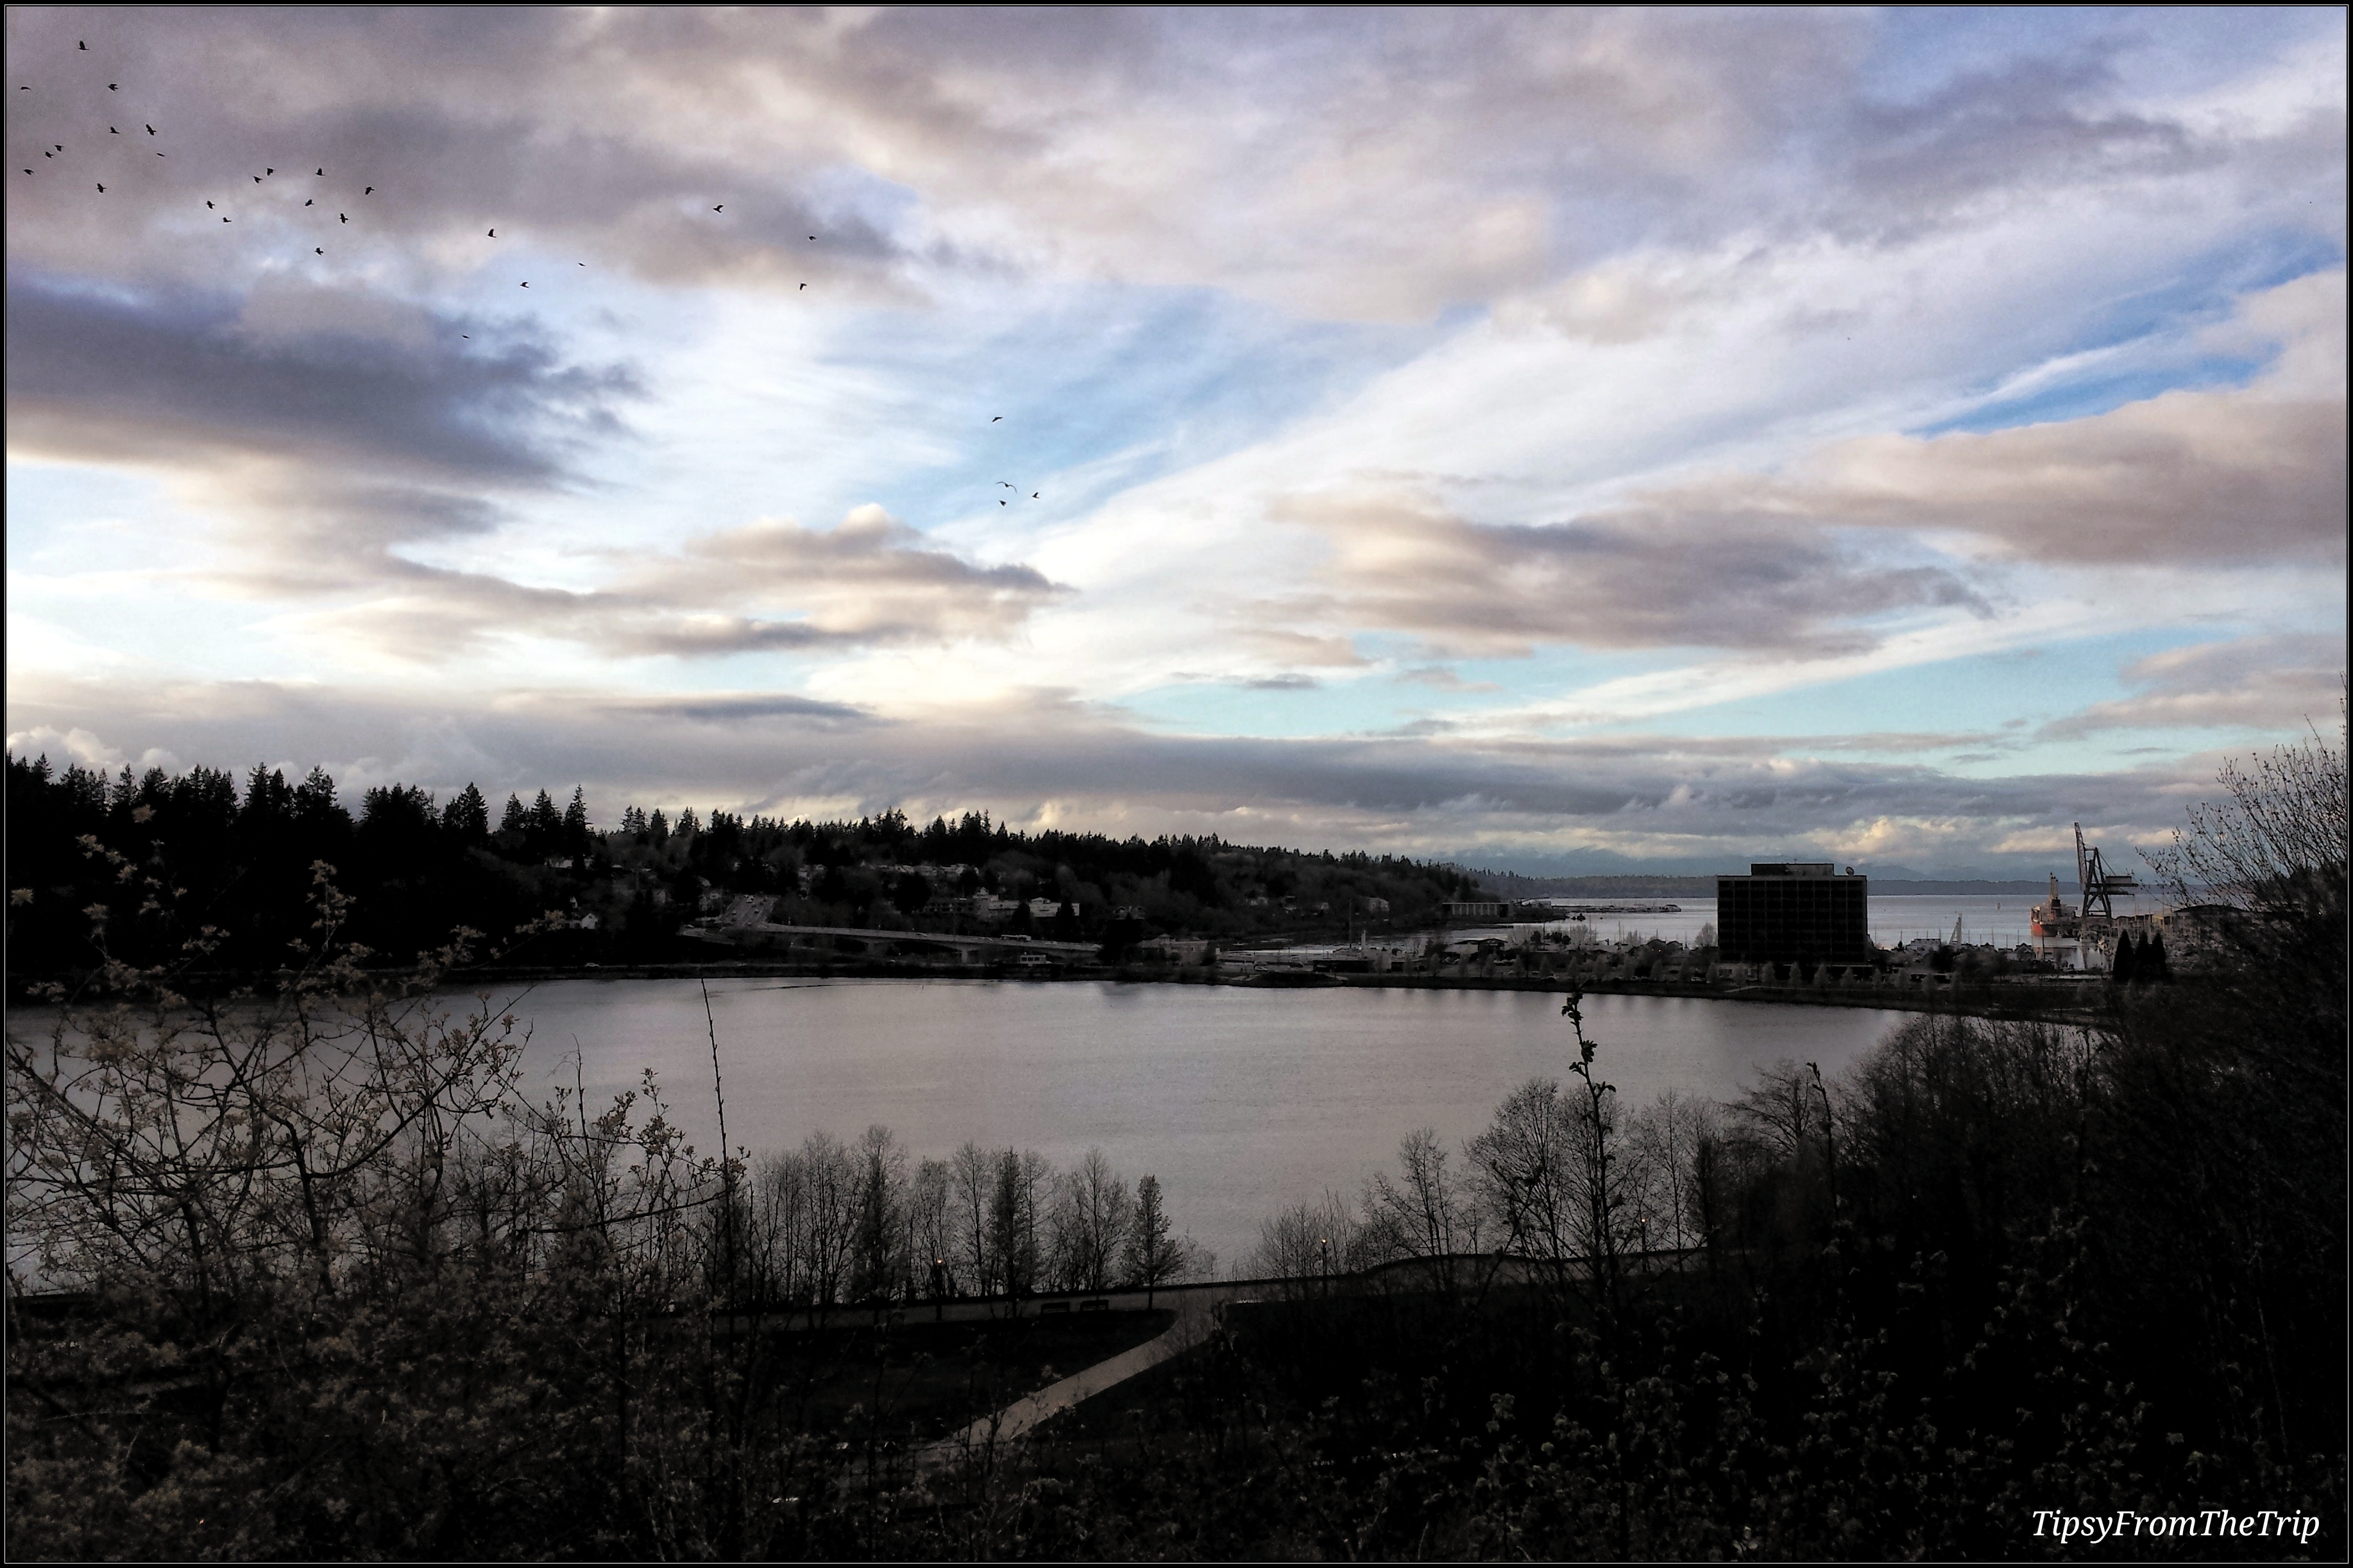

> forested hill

[{"left": 4, "top": 752, "right": 1481, "bottom": 981}]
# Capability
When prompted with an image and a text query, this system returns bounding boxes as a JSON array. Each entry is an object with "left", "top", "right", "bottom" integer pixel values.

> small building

[
  {"left": 1715, "top": 862, "right": 1868, "bottom": 965},
  {"left": 1441, "top": 899, "right": 1510, "bottom": 922}
]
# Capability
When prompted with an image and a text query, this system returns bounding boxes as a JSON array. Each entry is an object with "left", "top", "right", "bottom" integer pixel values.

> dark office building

[{"left": 1716, "top": 862, "right": 1869, "bottom": 963}]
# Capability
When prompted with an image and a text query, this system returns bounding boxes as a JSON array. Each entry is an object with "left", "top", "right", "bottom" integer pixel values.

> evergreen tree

[
  {"left": 1125, "top": 1173, "right": 1182, "bottom": 1308},
  {"left": 649, "top": 807, "right": 670, "bottom": 845},
  {"left": 443, "top": 782, "right": 491, "bottom": 847},
  {"left": 528, "top": 789, "right": 561, "bottom": 850},
  {"left": 562, "top": 786, "right": 590, "bottom": 855},
  {"left": 500, "top": 793, "right": 528, "bottom": 835},
  {"left": 292, "top": 766, "right": 352, "bottom": 839},
  {"left": 2145, "top": 929, "right": 2170, "bottom": 981},
  {"left": 2112, "top": 931, "right": 2138, "bottom": 983}
]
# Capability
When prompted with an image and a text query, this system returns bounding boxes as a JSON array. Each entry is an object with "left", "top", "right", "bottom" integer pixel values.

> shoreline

[{"left": 384, "top": 958, "right": 2110, "bottom": 1026}]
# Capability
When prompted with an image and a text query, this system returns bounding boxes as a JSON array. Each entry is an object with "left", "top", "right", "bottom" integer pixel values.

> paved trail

[{"left": 917, "top": 1283, "right": 1255, "bottom": 1472}]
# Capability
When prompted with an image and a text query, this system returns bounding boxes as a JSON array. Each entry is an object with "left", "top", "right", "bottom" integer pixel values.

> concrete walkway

[{"left": 917, "top": 1284, "right": 1250, "bottom": 1474}]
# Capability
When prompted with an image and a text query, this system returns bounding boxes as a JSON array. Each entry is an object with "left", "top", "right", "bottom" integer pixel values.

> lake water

[{"left": 506, "top": 978, "right": 1910, "bottom": 1272}]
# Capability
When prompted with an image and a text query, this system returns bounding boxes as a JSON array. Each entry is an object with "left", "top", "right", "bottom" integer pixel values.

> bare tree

[
  {"left": 948, "top": 1140, "right": 996, "bottom": 1302},
  {"left": 1624, "top": 1090, "right": 1720, "bottom": 1256},
  {"left": 849, "top": 1125, "right": 906, "bottom": 1306},
  {"left": 1124, "top": 1174, "right": 1207, "bottom": 1306},
  {"left": 1048, "top": 1148, "right": 1131, "bottom": 1294},
  {"left": 907, "top": 1156, "right": 953, "bottom": 1304},
  {"left": 1359, "top": 1127, "right": 1482, "bottom": 1297}
]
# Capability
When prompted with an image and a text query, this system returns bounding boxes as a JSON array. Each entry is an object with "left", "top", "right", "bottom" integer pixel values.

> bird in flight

[
  {"left": 488, "top": 228, "right": 496, "bottom": 237},
  {"left": 991, "top": 416, "right": 1002, "bottom": 422},
  {"left": 266, "top": 168, "right": 273, "bottom": 175},
  {"left": 1032, "top": 492, "right": 1040, "bottom": 499},
  {"left": 339, "top": 213, "right": 346, "bottom": 223},
  {"left": 108, "top": 83, "right": 117, "bottom": 91},
  {"left": 109, "top": 126, "right": 118, "bottom": 134},
  {"left": 364, "top": 185, "right": 373, "bottom": 194},
  {"left": 95, "top": 182, "right": 103, "bottom": 192},
  {"left": 999, "top": 500, "right": 1007, "bottom": 506},
  {"left": 520, "top": 281, "right": 528, "bottom": 287},
  {"left": 146, "top": 124, "right": 155, "bottom": 135},
  {"left": 304, "top": 198, "right": 312, "bottom": 206},
  {"left": 713, "top": 204, "right": 724, "bottom": 212},
  {"left": 79, "top": 40, "right": 87, "bottom": 49},
  {"left": 314, "top": 247, "right": 323, "bottom": 255},
  {"left": 223, "top": 216, "right": 230, "bottom": 222},
  {"left": 253, "top": 175, "right": 262, "bottom": 183},
  {"left": 999, "top": 482, "right": 1014, "bottom": 489},
  {"left": 205, "top": 199, "right": 212, "bottom": 208},
  {"left": 799, "top": 282, "right": 806, "bottom": 289},
  {"left": 316, "top": 168, "right": 323, "bottom": 176}
]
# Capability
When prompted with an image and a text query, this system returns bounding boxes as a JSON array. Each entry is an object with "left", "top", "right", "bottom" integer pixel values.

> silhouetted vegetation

[
  {"left": 7, "top": 727, "right": 2341, "bottom": 1558},
  {"left": 4, "top": 754, "right": 1481, "bottom": 990}
]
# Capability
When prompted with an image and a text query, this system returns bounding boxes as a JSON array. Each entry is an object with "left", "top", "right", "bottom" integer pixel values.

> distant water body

[
  {"left": 1525, "top": 891, "right": 2166, "bottom": 950},
  {"left": 511, "top": 979, "right": 1910, "bottom": 1271}
]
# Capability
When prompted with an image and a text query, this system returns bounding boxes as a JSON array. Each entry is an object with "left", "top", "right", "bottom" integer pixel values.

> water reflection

[{"left": 510, "top": 978, "right": 1908, "bottom": 1270}]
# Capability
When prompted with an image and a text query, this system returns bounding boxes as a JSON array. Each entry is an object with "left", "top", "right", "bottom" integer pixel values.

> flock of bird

[{"left": 19, "top": 33, "right": 1044, "bottom": 510}]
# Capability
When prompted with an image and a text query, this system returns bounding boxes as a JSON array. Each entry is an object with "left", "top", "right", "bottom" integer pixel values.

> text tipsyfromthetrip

[{"left": 2032, "top": 1508, "right": 2322, "bottom": 1546}]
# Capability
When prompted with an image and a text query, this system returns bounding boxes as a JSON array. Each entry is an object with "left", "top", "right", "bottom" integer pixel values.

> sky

[{"left": 5, "top": 6, "right": 2345, "bottom": 879}]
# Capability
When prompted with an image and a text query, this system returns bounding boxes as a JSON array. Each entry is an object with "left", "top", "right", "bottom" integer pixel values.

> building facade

[{"left": 1715, "top": 862, "right": 1869, "bottom": 963}]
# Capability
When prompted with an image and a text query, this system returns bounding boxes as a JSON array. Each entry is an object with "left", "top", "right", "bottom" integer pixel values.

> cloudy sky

[{"left": 6, "top": 7, "right": 2344, "bottom": 876}]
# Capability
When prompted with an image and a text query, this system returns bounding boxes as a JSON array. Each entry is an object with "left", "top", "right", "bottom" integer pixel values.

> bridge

[{"left": 681, "top": 920, "right": 1099, "bottom": 966}]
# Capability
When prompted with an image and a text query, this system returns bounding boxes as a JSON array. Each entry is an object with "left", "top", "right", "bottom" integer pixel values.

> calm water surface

[{"left": 509, "top": 979, "right": 1908, "bottom": 1270}]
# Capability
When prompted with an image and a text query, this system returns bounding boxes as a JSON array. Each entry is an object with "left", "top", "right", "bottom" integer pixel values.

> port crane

[{"left": 2073, "top": 823, "right": 2138, "bottom": 920}]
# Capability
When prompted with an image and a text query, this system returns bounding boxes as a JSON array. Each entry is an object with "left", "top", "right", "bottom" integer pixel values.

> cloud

[
  {"left": 1262, "top": 488, "right": 1989, "bottom": 659},
  {"left": 250, "top": 504, "right": 1071, "bottom": 664},
  {"left": 1394, "top": 666, "right": 1501, "bottom": 692},
  {"left": 2039, "top": 634, "right": 2347, "bottom": 738},
  {"left": 1237, "top": 674, "right": 1320, "bottom": 691},
  {"left": 1649, "top": 271, "right": 2348, "bottom": 566},
  {"left": 3, "top": 271, "right": 635, "bottom": 485},
  {"left": 6, "top": 670, "right": 2243, "bottom": 876},
  {"left": 14, "top": 10, "right": 2331, "bottom": 321}
]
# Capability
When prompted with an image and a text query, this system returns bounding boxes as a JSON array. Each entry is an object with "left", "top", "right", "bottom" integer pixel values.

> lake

[{"left": 507, "top": 978, "right": 1910, "bottom": 1271}]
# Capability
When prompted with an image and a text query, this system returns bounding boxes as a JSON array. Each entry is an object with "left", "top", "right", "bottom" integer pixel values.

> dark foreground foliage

[{"left": 8, "top": 729, "right": 2343, "bottom": 1558}]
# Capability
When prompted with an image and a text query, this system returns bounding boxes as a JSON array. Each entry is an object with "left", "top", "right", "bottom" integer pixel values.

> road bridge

[{"left": 682, "top": 920, "right": 1098, "bottom": 966}]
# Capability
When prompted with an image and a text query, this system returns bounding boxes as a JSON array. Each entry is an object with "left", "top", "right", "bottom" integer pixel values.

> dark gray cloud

[
  {"left": 3, "top": 269, "right": 635, "bottom": 484},
  {"left": 4, "top": 10, "right": 905, "bottom": 296},
  {"left": 1268, "top": 491, "right": 1990, "bottom": 658},
  {"left": 12, "top": 8, "right": 2326, "bottom": 321}
]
